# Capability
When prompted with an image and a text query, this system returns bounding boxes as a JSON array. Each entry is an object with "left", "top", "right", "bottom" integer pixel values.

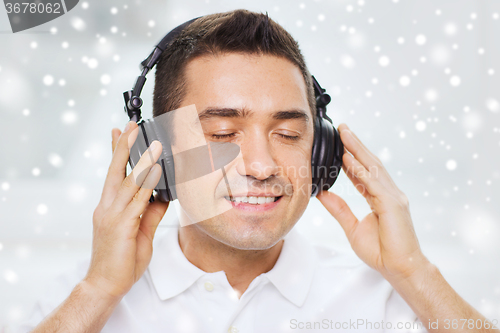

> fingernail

[
  {"left": 149, "top": 141, "right": 159, "bottom": 152},
  {"left": 124, "top": 121, "right": 132, "bottom": 132}
]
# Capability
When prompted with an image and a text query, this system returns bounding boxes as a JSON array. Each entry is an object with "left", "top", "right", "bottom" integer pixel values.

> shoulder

[
  {"left": 307, "top": 241, "right": 394, "bottom": 296},
  {"left": 312, "top": 242, "right": 364, "bottom": 268},
  {"left": 287, "top": 228, "right": 383, "bottom": 284},
  {"left": 311, "top": 242, "right": 380, "bottom": 280},
  {"left": 308, "top": 241, "right": 422, "bottom": 327}
]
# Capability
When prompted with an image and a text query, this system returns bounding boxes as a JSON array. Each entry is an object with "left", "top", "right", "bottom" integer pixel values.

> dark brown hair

[{"left": 152, "top": 9, "right": 316, "bottom": 123}]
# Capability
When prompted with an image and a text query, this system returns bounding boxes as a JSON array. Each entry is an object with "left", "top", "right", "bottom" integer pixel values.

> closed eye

[
  {"left": 211, "top": 133, "right": 236, "bottom": 140},
  {"left": 211, "top": 133, "right": 300, "bottom": 141},
  {"left": 277, "top": 133, "right": 300, "bottom": 141}
]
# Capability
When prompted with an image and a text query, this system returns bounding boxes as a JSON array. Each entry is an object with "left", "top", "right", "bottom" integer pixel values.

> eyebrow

[{"left": 198, "top": 107, "right": 310, "bottom": 122}]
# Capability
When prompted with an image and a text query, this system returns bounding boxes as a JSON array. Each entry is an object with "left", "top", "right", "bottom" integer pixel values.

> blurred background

[{"left": 1, "top": 0, "right": 499, "bottom": 330}]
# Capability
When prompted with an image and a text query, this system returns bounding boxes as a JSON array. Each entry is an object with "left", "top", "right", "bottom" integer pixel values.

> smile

[
  {"left": 223, "top": 195, "right": 283, "bottom": 211},
  {"left": 224, "top": 196, "right": 281, "bottom": 204}
]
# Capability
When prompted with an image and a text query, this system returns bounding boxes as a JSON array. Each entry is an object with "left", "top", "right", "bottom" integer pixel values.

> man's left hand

[{"left": 316, "top": 123, "right": 430, "bottom": 283}]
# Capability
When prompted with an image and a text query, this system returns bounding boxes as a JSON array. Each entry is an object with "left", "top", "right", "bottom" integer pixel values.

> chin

[{"left": 196, "top": 213, "right": 292, "bottom": 251}]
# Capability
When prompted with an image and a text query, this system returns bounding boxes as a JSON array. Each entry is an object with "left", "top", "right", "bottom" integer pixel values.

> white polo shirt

[{"left": 16, "top": 224, "right": 427, "bottom": 333}]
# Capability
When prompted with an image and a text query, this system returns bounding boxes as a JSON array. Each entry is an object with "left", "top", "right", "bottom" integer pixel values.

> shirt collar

[
  {"left": 263, "top": 227, "right": 317, "bottom": 307},
  {"left": 148, "top": 222, "right": 317, "bottom": 307},
  {"left": 148, "top": 224, "right": 206, "bottom": 301}
]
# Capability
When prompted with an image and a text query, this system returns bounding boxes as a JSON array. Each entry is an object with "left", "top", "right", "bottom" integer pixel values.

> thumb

[{"left": 316, "top": 190, "right": 358, "bottom": 240}]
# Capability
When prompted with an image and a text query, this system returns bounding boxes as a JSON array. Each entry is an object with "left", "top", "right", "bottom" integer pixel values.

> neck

[{"left": 178, "top": 224, "right": 284, "bottom": 298}]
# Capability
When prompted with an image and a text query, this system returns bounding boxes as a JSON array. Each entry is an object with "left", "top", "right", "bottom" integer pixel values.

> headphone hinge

[{"left": 123, "top": 90, "right": 142, "bottom": 123}]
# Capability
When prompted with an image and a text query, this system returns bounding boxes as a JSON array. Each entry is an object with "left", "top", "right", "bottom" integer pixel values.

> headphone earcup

[
  {"left": 128, "top": 120, "right": 176, "bottom": 202},
  {"left": 310, "top": 117, "right": 344, "bottom": 197},
  {"left": 323, "top": 125, "right": 343, "bottom": 189},
  {"left": 311, "top": 117, "right": 324, "bottom": 196}
]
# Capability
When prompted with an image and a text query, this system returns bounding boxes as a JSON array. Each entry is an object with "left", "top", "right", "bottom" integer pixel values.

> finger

[
  {"left": 111, "top": 128, "right": 122, "bottom": 153},
  {"left": 100, "top": 121, "right": 137, "bottom": 209},
  {"left": 338, "top": 124, "right": 382, "bottom": 172},
  {"left": 342, "top": 163, "right": 370, "bottom": 199},
  {"left": 339, "top": 124, "right": 400, "bottom": 192},
  {"left": 118, "top": 163, "right": 163, "bottom": 228},
  {"left": 342, "top": 151, "right": 383, "bottom": 196},
  {"left": 316, "top": 190, "right": 358, "bottom": 241},
  {"left": 110, "top": 140, "right": 163, "bottom": 214}
]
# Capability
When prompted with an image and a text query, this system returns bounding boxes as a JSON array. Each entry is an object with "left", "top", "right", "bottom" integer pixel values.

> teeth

[{"left": 227, "top": 196, "right": 279, "bottom": 205}]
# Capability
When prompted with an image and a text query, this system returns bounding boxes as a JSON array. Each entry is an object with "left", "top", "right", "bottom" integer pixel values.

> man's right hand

[{"left": 84, "top": 121, "right": 169, "bottom": 299}]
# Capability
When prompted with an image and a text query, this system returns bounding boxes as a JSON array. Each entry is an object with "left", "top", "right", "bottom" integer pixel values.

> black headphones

[{"left": 123, "top": 16, "right": 344, "bottom": 203}]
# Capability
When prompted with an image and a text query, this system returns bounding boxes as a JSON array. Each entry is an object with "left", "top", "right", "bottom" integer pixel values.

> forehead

[{"left": 181, "top": 53, "right": 311, "bottom": 118}]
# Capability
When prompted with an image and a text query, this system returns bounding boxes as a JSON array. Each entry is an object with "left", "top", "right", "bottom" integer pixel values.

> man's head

[
  {"left": 153, "top": 9, "right": 316, "bottom": 122},
  {"left": 153, "top": 9, "right": 317, "bottom": 250}
]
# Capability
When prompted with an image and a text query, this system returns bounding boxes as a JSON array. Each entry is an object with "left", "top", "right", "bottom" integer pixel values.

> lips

[{"left": 224, "top": 196, "right": 281, "bottom": 204}]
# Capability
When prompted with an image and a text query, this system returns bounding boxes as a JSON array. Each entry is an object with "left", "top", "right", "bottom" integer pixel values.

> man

[{"left": 20, "top": 9, "right": 498, "bottom": 333}]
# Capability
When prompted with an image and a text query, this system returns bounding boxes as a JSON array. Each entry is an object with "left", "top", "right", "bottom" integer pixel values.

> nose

[{"left": 235, "top": 132, "right": 279, "bottom": 180}]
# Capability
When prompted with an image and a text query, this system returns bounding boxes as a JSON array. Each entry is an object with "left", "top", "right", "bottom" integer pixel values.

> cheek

[
  {"left": 279, "top": 151, "right": 312, "bottom": 219},
  {"left": 276, "top": 146, "right": 312, "bottom": 191},
  {"left": 292, "top": 159, "right": 312, "bottom": 196},
  {"left": 174, "top": 167, "right": 231, "bottom": 225}
]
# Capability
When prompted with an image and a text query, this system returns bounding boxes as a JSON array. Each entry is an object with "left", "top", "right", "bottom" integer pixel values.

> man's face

[{"left": 174, "top": 52, "right": 314, "bottom": 250}]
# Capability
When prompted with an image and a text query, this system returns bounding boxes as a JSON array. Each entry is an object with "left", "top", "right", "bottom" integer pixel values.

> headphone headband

[{"left": 123, "top": 17, "right": 201, "bottom": 122}]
